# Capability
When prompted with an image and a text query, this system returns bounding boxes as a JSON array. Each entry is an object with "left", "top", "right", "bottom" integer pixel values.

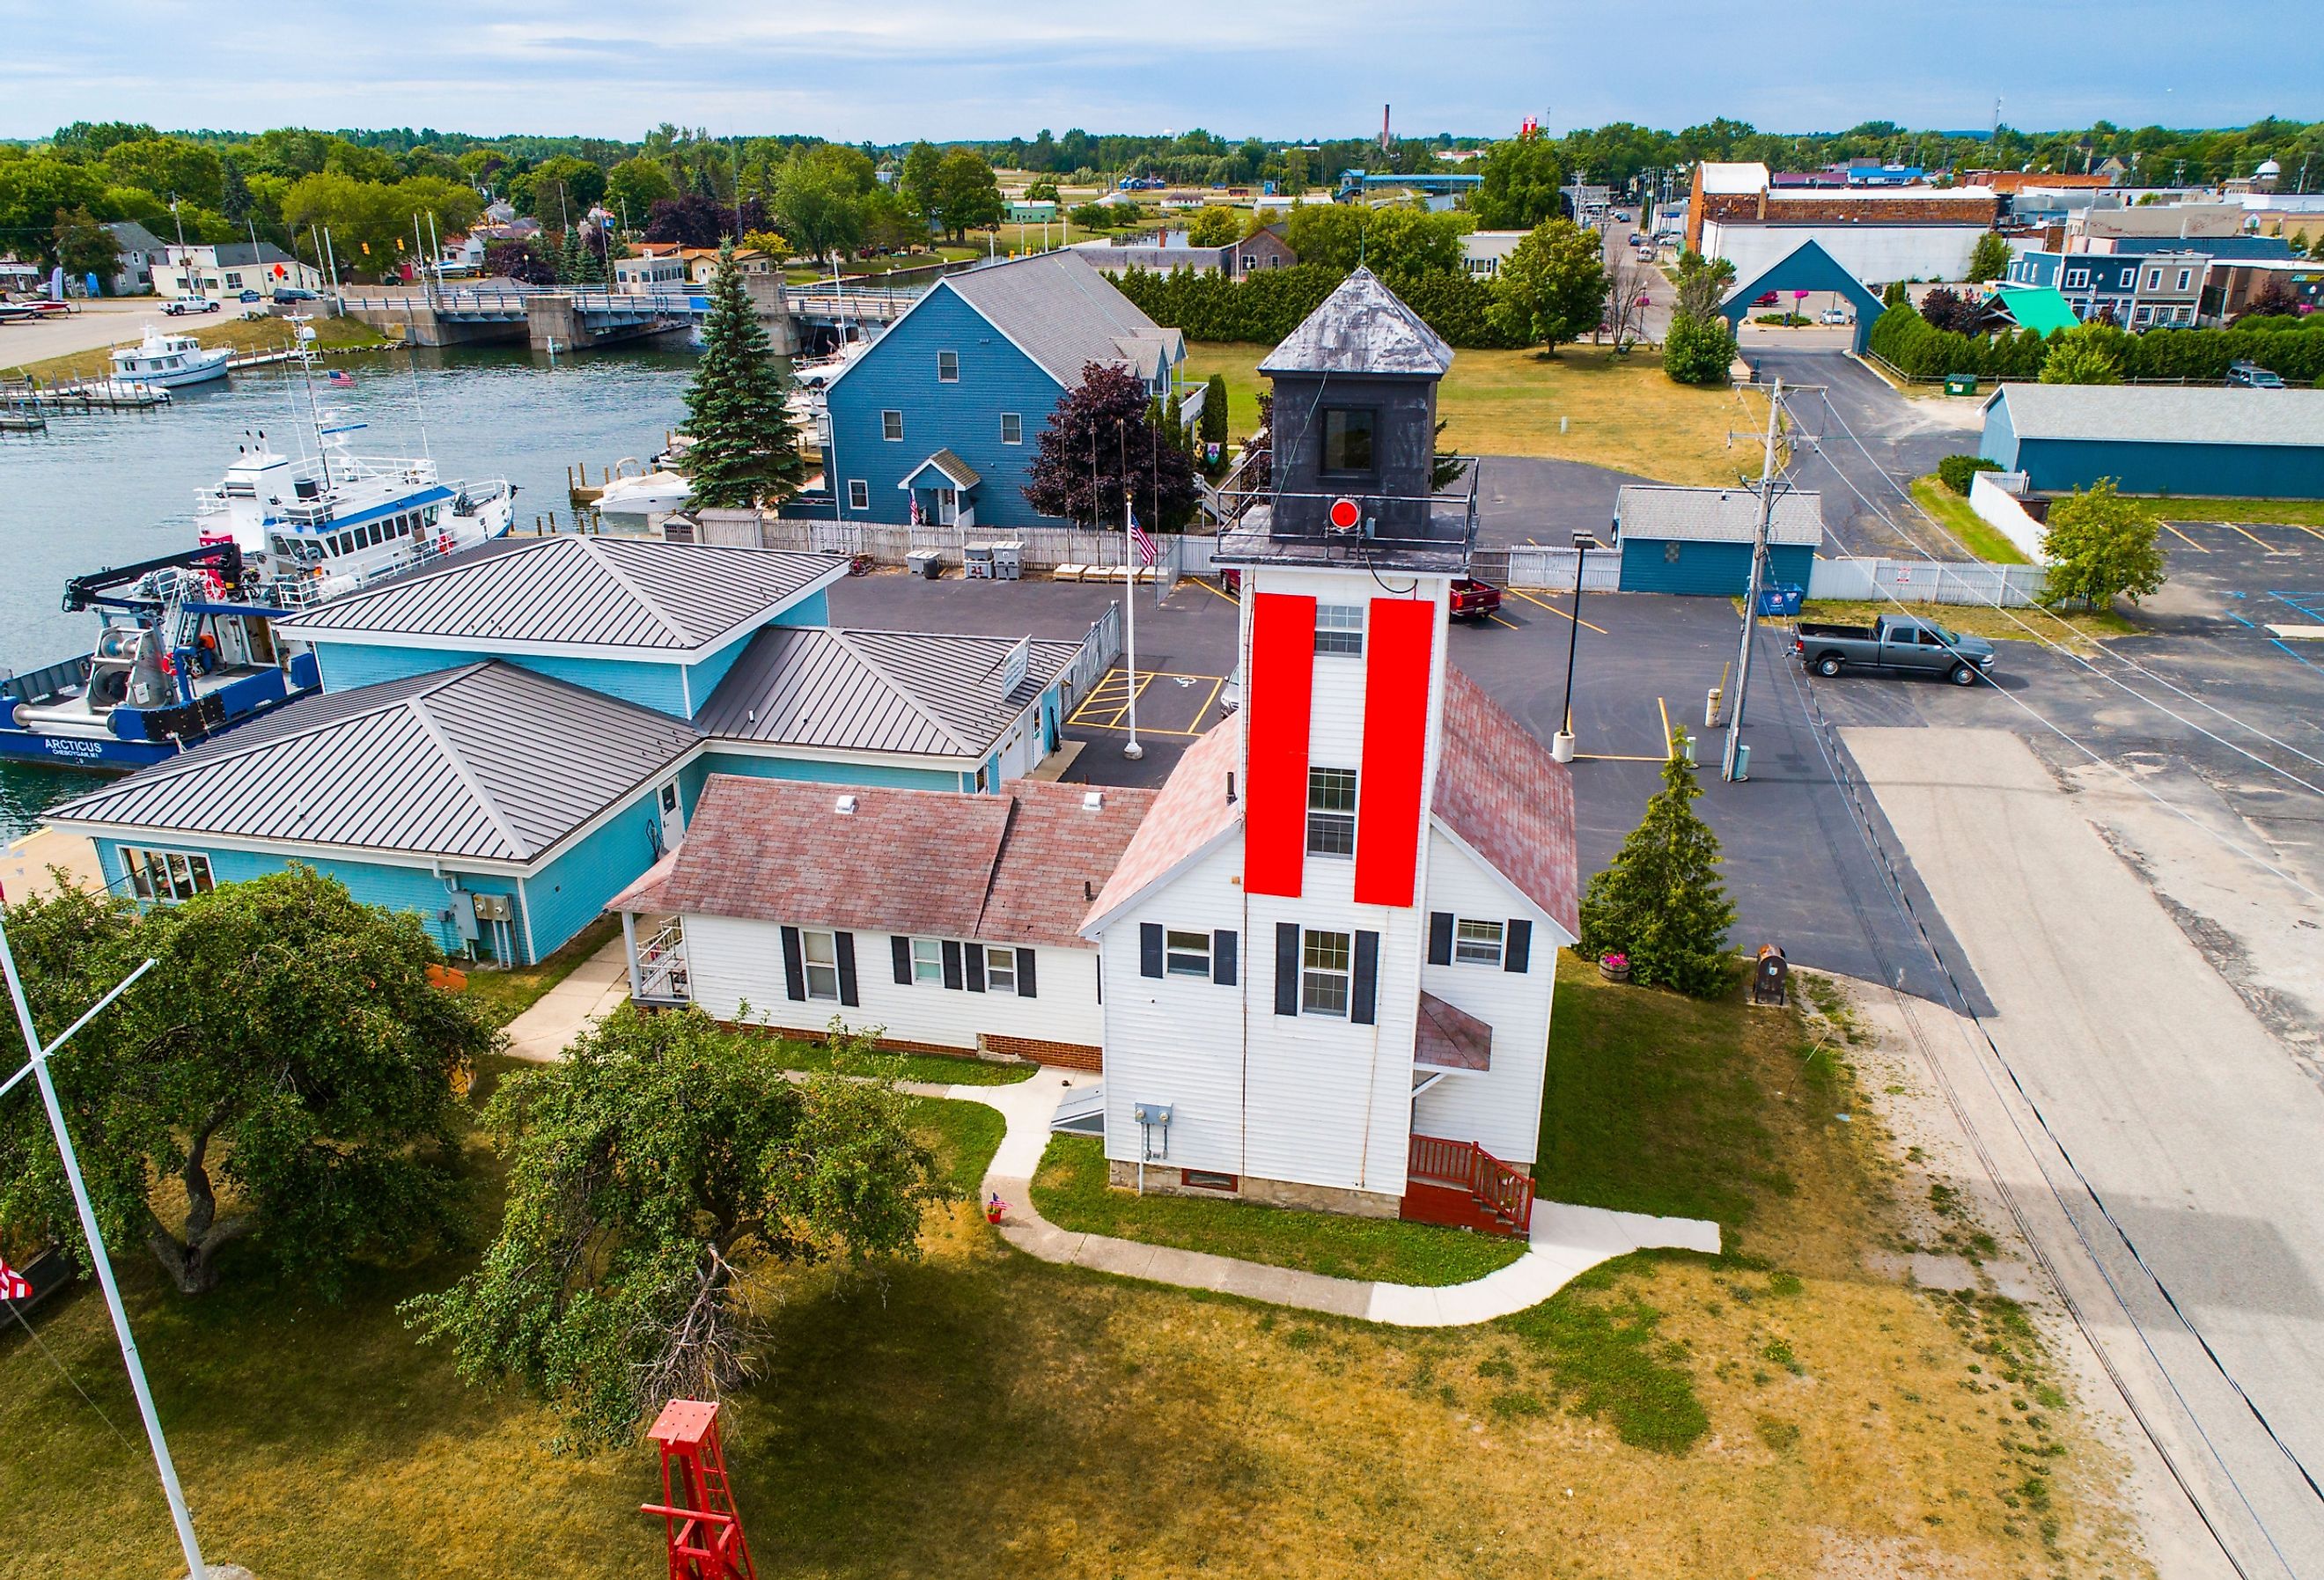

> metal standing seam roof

[
  {"left": 276, "top": 534, "right": 845, "bottom": 651},
  {"left": 1614, "top": 484, "right": 1826, "bottom": 546},
  {"left": 694, "top": 626, "right": 1082, "bottom": 759},
  {"left": 1258, "top": 267, "right": 1454, "bottom": 377},
  {"left": 938, "top": 250, "right": 1179, "bottom": 388},
  {"left": 1983, "top": 384, "right": 2324, "bottom": 448},
  {"left": 45, "top": 662, "right": 701, "bottom": 864}
]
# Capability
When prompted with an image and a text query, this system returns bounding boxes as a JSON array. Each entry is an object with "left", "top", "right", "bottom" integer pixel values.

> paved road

[
  {"left": 1849, "top": 726, "right": 2324, "bottom": 1580},
  {"left": 0, "top": 298, "right": 250, "bottom": 370}
]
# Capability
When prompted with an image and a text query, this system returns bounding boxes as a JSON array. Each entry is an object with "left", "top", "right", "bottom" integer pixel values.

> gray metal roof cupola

[{"left": 1255, "top": 267, "right": 1460, "bottom": 545}]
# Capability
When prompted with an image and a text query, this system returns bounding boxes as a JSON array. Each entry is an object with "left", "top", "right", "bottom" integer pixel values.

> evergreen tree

[
  {"left": 1577, "top": 731, "right": 1739, "bottom": 998},
  {"left": 680, "top": 243, "right": 798, "bottom": 509},
  {"left": 219, "top": 157, "right": 254, "bottom": 226},
  {"left": 556, "top": 226, "right": 585, "bottom": 284}
]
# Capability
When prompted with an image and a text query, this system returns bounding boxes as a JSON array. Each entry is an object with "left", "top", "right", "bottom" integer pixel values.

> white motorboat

[
  {"left": 110, "top": 327, "right": 231, "bottom": 388},
  {"left": 595, "top": 467, "right": 693, "bottom": 516}
]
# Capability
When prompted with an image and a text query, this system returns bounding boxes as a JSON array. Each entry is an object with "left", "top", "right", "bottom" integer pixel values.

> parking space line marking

[
  {"left": 2286, "top": 523, "right": 2324, "bottom": 543},
  {"left": 1191, "top": 675, "right": 1225, "bottom": 729},
  {"left": 1488, "top": 614, "right": 1520, "bottom": 629},
  {"left": 2160, "top": 522, "right": 2210, "bottom": 551},
  {"left": 1190, "top": 578, "right": 1239, "bottom": 606},
  {"left": 1657, "top": 695, "right": 1672, "bottom": 752},
  {"left": 1575, "top": 753, "right": 1670, "bottom": 762},
  {"left": 1508, "top": 587, "right": 1608, "bottom": 634},
  {"left": 2225, "top": 522, "right": 2284, "bottom": 552}
]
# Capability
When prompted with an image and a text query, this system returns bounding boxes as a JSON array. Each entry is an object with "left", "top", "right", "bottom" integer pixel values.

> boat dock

[{"left": 2, "top": 375, "right": 172, "bottom": 412}]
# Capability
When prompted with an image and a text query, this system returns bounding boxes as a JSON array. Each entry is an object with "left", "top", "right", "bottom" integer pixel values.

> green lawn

[
  {"left": 457, "top": 913, "right": 622, "bottom": 1028},
  {"left": 2139, "top": 495, "right": 2324, "bottom": 527},
  {"left": 1030, "top": 1134, "right": 1525, "bottom": 1286},
  {"left": 770, "top": 1039, "right": 1038, "bottom": 1087},
  {"left": 1791, "top": 599, "right": 2140, "bottom": 649},
  {"left": 1180, "top": 342, "right": 1767, "bottom": 486},
  {"left": 1908, "top": 474, "right": 2032, "bottom": 564},
  {"left": 907, "top": 1095, "right": 1009, "bottom": 1195}
]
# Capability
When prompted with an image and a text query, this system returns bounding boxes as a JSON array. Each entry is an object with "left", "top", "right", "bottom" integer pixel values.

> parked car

[
  {"left": 1449, "top": 577, "right": 1504, "bottom": 622},
  {"left": 1818, "top": 306, "right": 1852, "bottom": 326},
  {"left": 1627, "top": 232, "right": 1647, "bottom": 246},
  {"left": 162, "top": 297, "right": 220, "bottom": 315},
  {"left": 2226, "top": 360, "right": 2285, "bottom": 389},
  {"left": 1793, "top": 613, "right": 1995, "bottom": 686},
  {"left": 273, "top": 287, "right": 320, "bottom": 304},
  {"left": 1752, "top": 291, "right": 1781, "bottom": 307}
]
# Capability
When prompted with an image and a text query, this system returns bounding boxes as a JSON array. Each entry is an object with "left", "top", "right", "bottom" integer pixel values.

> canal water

[{"left": 0, "top": 342, "right": 702, "bottom": 839}]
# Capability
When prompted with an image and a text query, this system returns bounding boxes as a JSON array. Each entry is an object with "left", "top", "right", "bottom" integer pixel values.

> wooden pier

[{"left": 2, "top": 376, "right": 172, "bottom": 412}]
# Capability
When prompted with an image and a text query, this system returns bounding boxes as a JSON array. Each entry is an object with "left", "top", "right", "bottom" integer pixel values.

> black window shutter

[
  {"left": 965, "top": 944, "right": 986, "bottom": 993},
  {"left": 891, "top": 934, "right": 912, "bottom": 985},
  {"left": 1427, "top": 911, "right": 1454, "bottom": 966},
  {"left": 1351, "top": 930, "right": 1379, "bottom": 1025},
  {"left": 1504, "top": 919, "right": 1533, "bottom": 974},
  {"left": 1016, "top": 947, "right": 1037, "bottom": 997},
  {"left": 942, "top": 938, "right": 963, "bottom": 990},
  {"left": 1139, "top": 922, "right": 1164, "bottom": 979},
  {"left": 1213, "top": 930, "right": 1237, "bottom": 987},
  {"left": 780, "top": 925, "right": 805, "bottom": 1002},
  {"left": 1274, "top": 923, "right": 1300, "bottom": 1017},
  {"left": 835, "top": 930, "right": 859, "bottom": 1007}
]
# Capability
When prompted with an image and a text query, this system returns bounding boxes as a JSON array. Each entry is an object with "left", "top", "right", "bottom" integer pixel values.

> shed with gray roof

[
  {"left": 1614, "top": 484, "right": 1824, "bottom": 596},
  {"left": 1980, "top": 385, "right": 2324, "bottom": 497}
]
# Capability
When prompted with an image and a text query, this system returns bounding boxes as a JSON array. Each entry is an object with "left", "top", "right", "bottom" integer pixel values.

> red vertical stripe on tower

[
  {"left": 1243, "top": 592, "right": 1316, "bottom": 897},
  {"left": 1353, "top": 596, "right": 1436, "bottom": 908}
]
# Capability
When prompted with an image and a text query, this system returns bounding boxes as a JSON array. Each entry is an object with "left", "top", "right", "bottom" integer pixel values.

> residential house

[
  {"left": 1461, "top": 231, "right": 1529, "bottom": 277},
  {"left": 681, "top": 246, "right": 774, "bottom": 285},
  {"left": 822, "top": 250, "right": 1184, "bottom": 533},
  {"left": 1074, "top": 224, "right": 1295, "bottom": 280},
  {"left": 1083, "top": 269, "right": 1578, "bottom": 1230},
  {"left": 611, "top": 775, "right": 1155, "bottom": 1069},
  {"left": 614, "top": 245, "right": 687, "bottom": 293},
  {"left": 152, "top": 241, "right": 323, "bottom": 298},
  {"left": 101, "top": 221, "right": 168, "bottom": 295}
]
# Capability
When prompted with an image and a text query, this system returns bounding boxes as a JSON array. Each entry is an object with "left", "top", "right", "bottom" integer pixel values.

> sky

[{"left": 3, "top": 0, "right": 2318, "bottom": 144}]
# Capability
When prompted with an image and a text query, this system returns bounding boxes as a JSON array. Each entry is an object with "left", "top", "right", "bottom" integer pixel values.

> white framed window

[
  {"left": 2177, "top": 268, "right": 2193, "bottom": 290},
  {"left": 1301, "top": 930, "right": 1352, "bottom": 1017},
  {"left": 2134, "top": 305, "right": 2153, "bottom": 326},
  {"left": 881, "top": 409, "right": 903, "bottom": 442},
  {"left": 1165, "top": 930, "right": 1212, "bottom": 976},
  {"left": 938, "top": 350, "right": 960, "bottom": 382},
  {"left": 1000, "top": 412, "right": 1022, "bottom": 445},
  {"left": 802, "top": 928, "right": 841, "bottom": 1001},
  {"left": 121, "top": 847, "right": 215, "bottom": 903},
  {"left": 1314, "top": 604, "right": 1364, "bottom": 655},
  {"left": 2063, "top": 268, "right": 2089, "bottom": 289},
  {"left": 911, "top": 937, "right": 944, "bottom": 985},
  {"left": 1305, "top": 767, "right": 1357, "bottom": 857},
  {"left": 983, "top": 944, "right": 1017, "bottom": 995},
  {"left": 848, "top": 479, "right": 869, "bottom": 510},
  {"left": 2145, "top": 269, "right": 2163, "bottom": 290},
  {"left": 1454, "top": 918, "right": 1506, "bottom": 966}
]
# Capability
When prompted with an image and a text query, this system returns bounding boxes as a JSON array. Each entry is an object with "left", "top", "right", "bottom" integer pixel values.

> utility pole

[{"left": 1722, "top": 376, "right": 1783, "bottom": 783}]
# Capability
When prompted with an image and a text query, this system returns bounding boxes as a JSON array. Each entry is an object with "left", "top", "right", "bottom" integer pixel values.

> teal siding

[
  {"left": 309, "top": 641, "right": 692, "bottom": 715},
  {"left": 1978, "top": 400, "right": 2022, "bottom": 472},
  {"left": 681, "top": 628, "right": 761, "bottom": 717},
  {"left": 774, "top": 588, "right": 829, "bottom": 627},
  {"left": 701, "top": 750, "right": 959, "bottom": 791},
  {"left": 1618, "top": 540, "right": 1814, "bottom": 596},
  {"left": 313, "top": 642, "right": 487, "bottom": 691},
  {"left": 522, "top": 784, "right": 671, "bottom": 959},
  {"left": 2012, "top": 437, "right": 2324, "bottom": 499},
  {"left": 94, "top": 840, "right": 476, "bottom": 957}
]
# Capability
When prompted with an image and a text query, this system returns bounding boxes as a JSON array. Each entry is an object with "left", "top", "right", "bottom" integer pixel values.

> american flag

[
  {"left": 1129, "top": 504, "right": 1157, "bottom": 567},
  {"left": 908, "top": 494, "right": 923, "bottom": 526},
  {"left": 326, "top": 370, "right": 356, "bottom": 387},
  {"left": 0, "top": 1257, "right": 29, "bottom": 1303}
]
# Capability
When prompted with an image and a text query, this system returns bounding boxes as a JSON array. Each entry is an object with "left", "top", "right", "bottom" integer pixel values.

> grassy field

[
  {"left": 1, "top": 313, "right": 393, "bottom": 382},
  {"left": 1032, "top": 1134, "right": 1526, "bottom": 1286},
  {"left": 2140, "top": 495, "right": 2324, "bottom": 527},
  {"left": 1908, "top": 475, "right": 2033, "bottom": 565},
  {"left": 769, "top": 1038, "right": 1039, "bottom": 1087},
  {"left": 1180, "top": 342, "right": 1772, "bottom": 486},
  {"left": 1790, "top": 599, "right": 2141, "bottom": 649},
  {"left": 0, "top": 958, "right": 2144, "bottom": 1578}
]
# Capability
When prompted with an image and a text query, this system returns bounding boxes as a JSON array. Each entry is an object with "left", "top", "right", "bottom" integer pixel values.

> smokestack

[{"left": 1381, "top": 104, "right": 1393, "bottom": 153}]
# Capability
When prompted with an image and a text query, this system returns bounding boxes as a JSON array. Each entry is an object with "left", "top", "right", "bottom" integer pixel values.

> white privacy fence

[
  {"left": 1806, "top": 557, "right": 2048, "bottom": 606},
  {"left": 1497, "top": 546, "right": 1623, "bottom": 593}
]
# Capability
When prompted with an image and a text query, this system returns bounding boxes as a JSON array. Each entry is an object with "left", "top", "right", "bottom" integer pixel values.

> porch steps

[{"left": 1401, "top": 1134, "right": 1534, "bottom": 1238}]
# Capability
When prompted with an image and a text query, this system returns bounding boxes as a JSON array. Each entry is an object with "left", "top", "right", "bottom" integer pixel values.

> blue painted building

[
  {"left": 1980, "top": 385, "right": 2324, "bottom": 498},
  {"left": 1613, "top": 484, "right": 1824, "bottom": 596},
  {"left": 823, "top": 250, "right": 1184, "bottom": 533},
  {"left": 1716, "top": 240, "right": 1886, "bottom": 354}
]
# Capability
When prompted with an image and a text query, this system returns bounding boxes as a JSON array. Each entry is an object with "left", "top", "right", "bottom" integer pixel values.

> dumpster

[
  {"left": 1943, "top": 373, "right": 1978, "bottom": 396},
  {"left": 962, "top": 544, "right": 995, "bottom": 580},
  {"left": 1757, "top": 584, "right": 1805, "bottom": 617},
  {"left": 907, "top": 549, "right": 942, "bottom": 580},
  {"left": 989, "top": 540, "right": 1024, "bottom": 581}
]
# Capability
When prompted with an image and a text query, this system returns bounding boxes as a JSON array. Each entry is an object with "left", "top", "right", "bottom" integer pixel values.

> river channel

[{"left": 0, "top": 341, "right": 705, "bottom": 838}]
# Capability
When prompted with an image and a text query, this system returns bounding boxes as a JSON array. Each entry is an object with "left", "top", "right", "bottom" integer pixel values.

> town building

[
  {"left": 2003, "top": 247, "right": 2210, "bottom": 327},
  {"left": 680, "top": 246, "right": 774, "bottom": 285},
  {"left": 1460, "top": 231, "right": 1529, "bottom": 278},
  {"left": 151, "top": 242, "right": 323, "bottom": 298},
  {"left": 613, "top": 245, "right": 687, "bottom": 292},
  {"left": 101, "top": 221, "right": 168, "bottom": 295},
  {"left": 822, "top": 250, "right": 1185, "bottom": 533},
  {"left": 2201, "top": 258, "right": 2323, "bottom": 323},
  {"left": 1072, "top": 224, "right": 1295, "bottom": 280},
  {"left": 1687, "top": 161, "right": 1999, "bottom": 284},
  {"left": 1612, "top": 485, "right": 1824, "bottom": 596},
  {"left": 1979, "top": 386, "right": 2324, "bottom": 498}
]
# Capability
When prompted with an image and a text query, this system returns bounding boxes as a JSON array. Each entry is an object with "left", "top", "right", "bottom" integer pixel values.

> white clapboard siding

[
  {"left": 684, "top": 912, "right": 1101, "bottom": 1051},
  {"left": 1412, "top": 829, "right": 1562, "bottom": 1165}
]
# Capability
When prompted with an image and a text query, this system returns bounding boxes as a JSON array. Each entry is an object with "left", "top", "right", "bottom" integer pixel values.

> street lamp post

[{"left": 1552, "top": 530, "right": 1597, "bottom": 763}]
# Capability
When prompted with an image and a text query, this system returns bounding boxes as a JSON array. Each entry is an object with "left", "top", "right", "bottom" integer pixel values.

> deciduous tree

[
  {"left": 1474, "top": 134, "right": 1567, "bottom": 230},
  {"left": 2041, "top": 480, "right": 2167, "bottom": 608},
  {"left": 1576, "top": 732, "right": 1739, "bottom": 997},
  {"left": 680, "top": 244, "right": 799, "bottom": 508},
  {"left": 2040, "top": 328, "right": 2123, "bottom": 385},
  {"left": 1489, "top": 217, "right": 1607, "bottom": 354},
  {"left": 1022, "top": 362, "right": 1199, "bottom": 530},
  {"left": 606, "top": 156, "right": 677, "bottom": 226},
  {"left": 401, "top": 1009, "right": 948, "bottom": 1447},
  {"left": 1183, "top": 205, "right": 1241, "bottom": 247},
  {"left": 1967, "top": 231, "right": 2013, "bottom": 282},
  {"left": 931, "top": 149, "right": 1003, "bottom": 240},
  {"left": 776, "top": 157, "right": 864, "bottom": 263},
  {"left": 899, "top": 140, "right": 944, "bottom": 228}
]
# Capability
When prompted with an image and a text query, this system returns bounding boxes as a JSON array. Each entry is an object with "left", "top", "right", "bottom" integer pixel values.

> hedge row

[
  {"left": 1111, "top": 262, "right": 1526, "bottom": 350},
  {"left": 1868, "top": 305, "right": 2324, "bottom": 384}
]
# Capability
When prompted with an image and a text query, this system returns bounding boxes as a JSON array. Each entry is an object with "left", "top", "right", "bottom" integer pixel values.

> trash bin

[
  {"left": 1758, "top": 584, "right": 1805, "bottom": 617},
  {"left": 907, "top": 549, "right": 942, "bottom": 580},
  {"left": 1943, "top": 373, "right": 1978, "bottom": 396},
  {"left": 989, "top": 541, "right": 1023, "bottom": 581},
  {"left": 963, "top": 544, "right": 995, "bottom": 580}
]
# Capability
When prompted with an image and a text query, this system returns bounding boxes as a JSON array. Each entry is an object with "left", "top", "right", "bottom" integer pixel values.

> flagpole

[{"left": 1120, "top": 417, "right": 1142, "bottom": 761}]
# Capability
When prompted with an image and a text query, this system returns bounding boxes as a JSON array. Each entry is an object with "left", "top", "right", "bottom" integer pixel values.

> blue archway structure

[{"left": 1717, "top": 239, "right": 1888, "bottom": 352}]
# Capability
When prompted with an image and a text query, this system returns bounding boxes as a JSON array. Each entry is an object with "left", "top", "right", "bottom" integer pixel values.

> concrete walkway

[
  {"left": 951, "top": 1066, "right": 1722, "bottom": 1328},
  {"left": 500, "top": 936, "right": 633, "bottom": 1062}
]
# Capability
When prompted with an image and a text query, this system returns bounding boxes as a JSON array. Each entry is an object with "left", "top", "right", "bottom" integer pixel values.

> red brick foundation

[{"left": 982, "top": 1033, "right": 1102, "bottom": 1073}]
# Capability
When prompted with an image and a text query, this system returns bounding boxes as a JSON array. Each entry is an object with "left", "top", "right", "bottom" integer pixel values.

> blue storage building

[
  {"left": 1980, "top": 385, "right": 2324, "bottom": 498},
  {"left": 1613, "top": 484, "right": 1824, "bottom": 596},
  {"left": 823, "top": 250, "right": 1185, "bottom": 533}
]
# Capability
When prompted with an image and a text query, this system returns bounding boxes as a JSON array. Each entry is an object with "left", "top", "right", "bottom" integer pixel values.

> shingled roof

[
  {"left": 1258, "top": 267, "right": 1453, "bottom": 377},
  {"left": 613, "top": 774, "right": 1156, "bottom": 949},
  {"left": 1431, "top": 669, "right": 1580, "bottom": 937},
  {"left": 1082, "top": 713, "right": 1245, "bottom": 931},
  {"left": 47, "top": 663, "right": 700, "bottom": 865}
]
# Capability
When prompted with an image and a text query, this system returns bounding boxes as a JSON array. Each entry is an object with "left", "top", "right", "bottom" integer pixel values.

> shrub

[
  {"left": 1110, "top": 261, "right": 1524, "bottom": 350},
  {"left": 1937, "top": 454, "right": 2003, "bottom": 495},
  {"left": 1663, "top": 312, "right": 1737, "bottom": 386},
  {"left": 2041, "top": 481, "right": 2166, "bottom": 608}
]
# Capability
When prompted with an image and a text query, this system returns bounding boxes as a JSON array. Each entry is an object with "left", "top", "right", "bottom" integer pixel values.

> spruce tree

[
  {"left": 680, "top": 243, "right": 798, "bottom": 509},
  {"left": 1577, "top": 729, "right": 1739, "bottom": 998}
]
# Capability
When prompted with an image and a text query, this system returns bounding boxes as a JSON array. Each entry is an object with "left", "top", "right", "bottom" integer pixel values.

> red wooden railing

[{"left": 1408, "top": 1133, "right": 1533, "bottom": 1236}]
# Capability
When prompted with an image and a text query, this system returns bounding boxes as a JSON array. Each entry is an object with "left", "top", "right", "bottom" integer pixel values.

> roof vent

[
  {"left": 835, "top": 794, "right": 858, "bottom": 815},
  {"left": 1081, "top": 790, "right": 1104, "bottom": 812}
]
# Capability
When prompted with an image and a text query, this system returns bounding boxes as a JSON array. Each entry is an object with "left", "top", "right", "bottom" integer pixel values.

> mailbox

[{"left": 1753, "top": 944, "right": 1788, "bottom": 1006}]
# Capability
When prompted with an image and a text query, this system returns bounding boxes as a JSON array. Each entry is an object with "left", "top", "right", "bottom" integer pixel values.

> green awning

[{"left": 1992, "top": 288, "right": 2079, "bottom": 336}]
